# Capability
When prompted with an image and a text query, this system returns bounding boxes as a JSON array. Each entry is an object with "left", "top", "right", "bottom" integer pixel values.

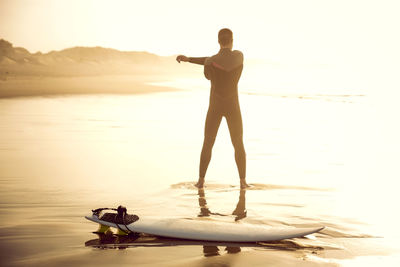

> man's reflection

[
  {"left": 232, "top": 189, "right": 247, "bottom": 221},
  {"left": 197, "top": 188, "right": 211, "bottom": 217},
  {"left": 197, "top": 188, "right": 247, "bottom": 220},
  {"left": 197, "top": 188, "right": 247, "bottom": 257}
]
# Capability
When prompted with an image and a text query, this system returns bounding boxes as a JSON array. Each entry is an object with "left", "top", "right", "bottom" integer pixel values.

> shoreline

[{"left": 0, "top": 75, "right": 180, "bottom": 98}]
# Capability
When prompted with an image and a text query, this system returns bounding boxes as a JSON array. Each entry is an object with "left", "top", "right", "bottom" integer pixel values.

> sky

[{"left": 1, "top": 0, "right": 399, "bottom": 65}]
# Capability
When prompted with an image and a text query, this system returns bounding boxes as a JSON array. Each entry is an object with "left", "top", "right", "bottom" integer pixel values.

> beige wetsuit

[{"left": 189, "top": 48, "right": 246, "bottom": 179}]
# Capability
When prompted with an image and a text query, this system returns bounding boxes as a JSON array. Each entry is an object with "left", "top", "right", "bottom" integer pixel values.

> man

[{"left": 176, "top": 28, "right": 249, "bottom": 189}]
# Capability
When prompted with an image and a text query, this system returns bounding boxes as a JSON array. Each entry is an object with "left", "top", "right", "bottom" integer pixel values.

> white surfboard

[{"left": 85, "top": 214, "right": 324, "bottom": 242}]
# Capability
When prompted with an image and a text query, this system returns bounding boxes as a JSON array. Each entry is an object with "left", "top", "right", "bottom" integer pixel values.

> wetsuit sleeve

[{"left": 188, "top": 57, "right": 208, "bottom": 65}]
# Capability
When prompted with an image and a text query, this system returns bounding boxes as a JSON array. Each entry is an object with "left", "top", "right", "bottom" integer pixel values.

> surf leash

[{"left": 91, "top": 205, "right": 139, "bottom": 236}]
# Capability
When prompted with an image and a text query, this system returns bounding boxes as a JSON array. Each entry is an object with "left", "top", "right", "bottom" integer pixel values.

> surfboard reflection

[
  {"left": 85, "top": 233, "right": 322, "bottom": 252},
  {"left": 85, "top": 232, "right": 265, "bottom": 251}
]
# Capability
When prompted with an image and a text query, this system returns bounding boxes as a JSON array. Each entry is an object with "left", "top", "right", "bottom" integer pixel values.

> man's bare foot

[
  {"left": 195, "top": 178, "right": 205, "bottom": 188},
  {"left": 240, "top": 180, "right": 250, "bottom": 189}
]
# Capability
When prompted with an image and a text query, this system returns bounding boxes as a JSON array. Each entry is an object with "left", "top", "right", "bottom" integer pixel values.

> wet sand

[
  {"left": 0, "top": 75, "right": 179, "bottom": 98},
  {"left": 1, "top": 90, "right": 399, "bottom": 266}
]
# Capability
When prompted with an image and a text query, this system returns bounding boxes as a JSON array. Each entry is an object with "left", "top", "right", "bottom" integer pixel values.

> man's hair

[{"left": 218, "top": 28, "right": 233, "bottom": 46}]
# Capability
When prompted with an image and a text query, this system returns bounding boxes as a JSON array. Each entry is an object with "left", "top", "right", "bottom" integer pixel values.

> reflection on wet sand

[
  {"left": 197, "top": 188, "right": 246, "bottom": 220},
  {"left": 85, "top": 188, "right": 327, "bottom": 258},
  {"left": 84, "top": 232, "right": 292, "bottom": 249},
  {"left": 84, "top": 186, "right": 333, "bottom": 262},
  {"left": 85, "top": 188, "right": 250, "bottom": 257},
  {"left": 84, "top": 231, "right": 324, "bottom": 253},
  {"left": 198, "top": 188, "right": 247, "bottom": 256}
]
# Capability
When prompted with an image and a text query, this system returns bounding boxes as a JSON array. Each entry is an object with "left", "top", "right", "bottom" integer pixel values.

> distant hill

[
  {"left": 0, "top": 39, "right": 192, "bottom": 77},
  {"left": 0, "top": 39, "right": 35, "bottom": 64}
]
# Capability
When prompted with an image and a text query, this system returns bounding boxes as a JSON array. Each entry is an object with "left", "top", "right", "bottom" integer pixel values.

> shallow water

[{"left": 0, "top": 91, "right": 399, "bottom": 266}]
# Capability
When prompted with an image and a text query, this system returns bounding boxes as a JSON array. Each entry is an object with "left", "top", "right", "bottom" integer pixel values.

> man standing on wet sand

[{"left": 176, "top": 28, "right": 249, "bottom": 189}]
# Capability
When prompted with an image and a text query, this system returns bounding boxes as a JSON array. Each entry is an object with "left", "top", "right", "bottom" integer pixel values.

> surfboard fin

[
  {"left": 96, "top": 224, "right": 111, "bottom": 234},
  {"left": 116, "top": 228, "right": 129, "bottom": 236}
]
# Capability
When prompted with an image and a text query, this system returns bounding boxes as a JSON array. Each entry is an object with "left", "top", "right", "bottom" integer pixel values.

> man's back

[{"left": 205, "top": 48, "right": 243, "bottom": 98}]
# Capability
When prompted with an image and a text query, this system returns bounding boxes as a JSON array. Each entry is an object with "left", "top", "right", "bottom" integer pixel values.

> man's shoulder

[
  {"left": 206, "top": 50, "right": 243, "bottom": 68},
  {"left": 205, "top": 53, "right": 220, "bottom": 64},
  {"left": 232, "top": 50, "right": 244, "bottom": 61}
]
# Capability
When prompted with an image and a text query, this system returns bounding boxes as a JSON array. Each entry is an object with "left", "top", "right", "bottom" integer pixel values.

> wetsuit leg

[
  {"left": 225, "top": 104, "right": 246, "bottom": 180},
  {"left": 199, "top": 106, "right": 222, "bottom": 179}
]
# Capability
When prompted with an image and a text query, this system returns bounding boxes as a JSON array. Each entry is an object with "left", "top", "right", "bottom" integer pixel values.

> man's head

[{"left": 218, "top": 28, "right": 233, "bottom": 48}]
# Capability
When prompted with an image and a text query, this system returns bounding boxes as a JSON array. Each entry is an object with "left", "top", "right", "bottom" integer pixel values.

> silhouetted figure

[{"left": 177, "top": 28, "right": 249, "bottom": 189}]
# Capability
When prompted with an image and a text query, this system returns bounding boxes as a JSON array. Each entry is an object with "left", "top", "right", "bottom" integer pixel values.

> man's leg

[
  {"left": 197, "top": 107, "right": 222, "bottom": 188},
  {"left": 226, "top": 105, "right": 248, "bottom": 188}
]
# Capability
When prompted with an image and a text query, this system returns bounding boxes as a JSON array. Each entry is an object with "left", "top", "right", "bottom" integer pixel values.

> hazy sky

[{"left": 1, "top": 0, "right": 399, "bottom": 68}]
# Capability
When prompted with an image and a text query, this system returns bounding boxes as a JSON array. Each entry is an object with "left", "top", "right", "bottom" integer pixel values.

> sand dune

[
  {"left": 0, "top": 39, "right": 179, "bottom": 75},
  {"left": 0, "top": 39, "right": 200, "bottom": 97}
]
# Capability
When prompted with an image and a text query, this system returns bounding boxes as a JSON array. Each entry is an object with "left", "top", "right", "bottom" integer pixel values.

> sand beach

[{"left": 1, "top": 81, "right": 399, "bottom": 266}]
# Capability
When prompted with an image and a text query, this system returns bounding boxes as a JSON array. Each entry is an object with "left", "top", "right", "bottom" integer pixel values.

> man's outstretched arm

[
  {"left": 176, "top": 55, "right": 207, "bottom": 65},
  {"left": 188, "top": 57, "right": 207, "bottom": 65}
]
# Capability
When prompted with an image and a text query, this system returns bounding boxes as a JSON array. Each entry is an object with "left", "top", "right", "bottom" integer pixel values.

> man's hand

[{"left": 176, "top": 55, "right": 189, "bottom": 63}]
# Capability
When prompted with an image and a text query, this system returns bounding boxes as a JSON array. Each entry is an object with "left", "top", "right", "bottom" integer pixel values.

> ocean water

[{"left": 0, "top": 89, "right": 399, "bottom": 266}]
